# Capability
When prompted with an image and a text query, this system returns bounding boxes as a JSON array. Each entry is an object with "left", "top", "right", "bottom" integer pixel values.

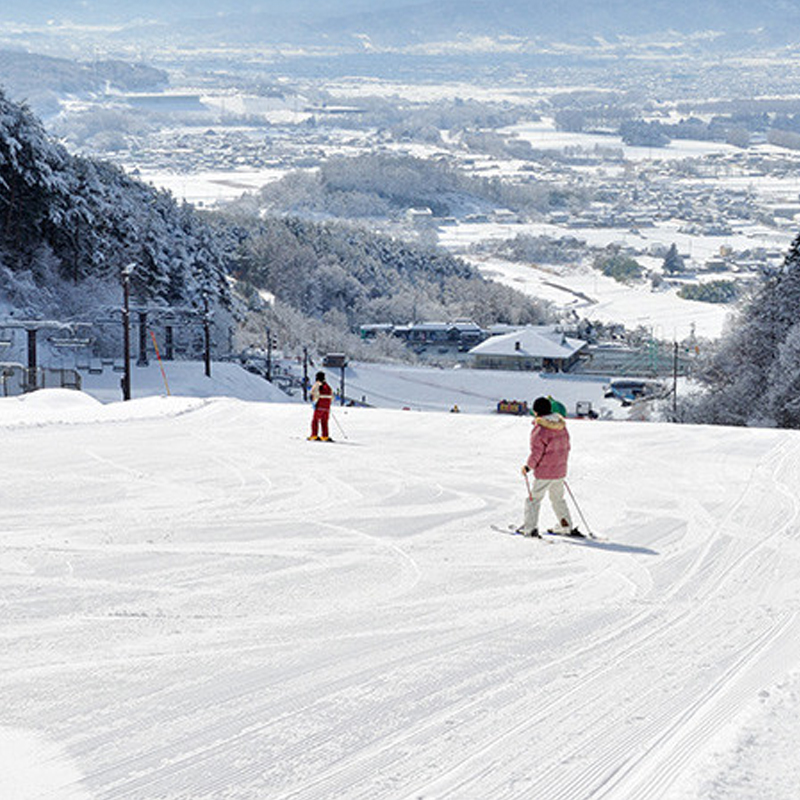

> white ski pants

[{"left": 523, "top": 477, "right": 573, "bottom": 534}]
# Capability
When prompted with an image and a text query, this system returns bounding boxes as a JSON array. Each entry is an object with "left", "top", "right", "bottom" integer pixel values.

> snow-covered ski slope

[{"left": 3, "top": 391, "right": 800, "bottom": 799}]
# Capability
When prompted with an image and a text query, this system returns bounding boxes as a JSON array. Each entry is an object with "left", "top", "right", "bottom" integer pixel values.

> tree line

[
  {"left": 247, "top": 152, "right": 568, "bottom": 220},
  {"left": 224, "top": 212, "right": 552, "bottom": 329},
  {"left": 681, "top": 234, "right": 800, "bottom": 428}
]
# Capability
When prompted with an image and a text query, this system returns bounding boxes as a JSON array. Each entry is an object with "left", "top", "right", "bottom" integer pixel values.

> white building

[
  {"left": 406, "top": 207, "right": 434, "bottom": 226},
  {"left": 469, "top": 326, "right": 587, "bottom": 372}
]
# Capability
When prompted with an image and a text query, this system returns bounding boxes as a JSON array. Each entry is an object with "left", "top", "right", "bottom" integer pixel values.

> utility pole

[
  {"left": 302, "top": 347, "right": 309, "bottom": 402},
  {"left": 121, "top": 263, "right": 134, "bottom": 401},
  {"left": 672, "top": 341, "right": 679, "bottom": 420},
  {"left": 268, "top": 333, "right": 273, "bottom": 382}
]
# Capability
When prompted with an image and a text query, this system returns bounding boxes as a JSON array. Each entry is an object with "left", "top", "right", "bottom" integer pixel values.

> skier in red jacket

[
  {"left": 309, "top": 371, "right": 334, "bottom": 441},
  {"left": 517, "top": 396, "right": 580, "bottom": 538}
]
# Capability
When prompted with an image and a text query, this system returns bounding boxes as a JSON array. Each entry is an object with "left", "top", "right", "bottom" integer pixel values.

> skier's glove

[{"left": 521, "top": 465, "right": 530, "bottom": 475}]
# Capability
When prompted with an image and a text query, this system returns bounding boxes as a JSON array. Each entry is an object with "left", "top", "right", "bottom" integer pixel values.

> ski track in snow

[{"left": 3, "top": 397, "right": 800, "bottom": 799}]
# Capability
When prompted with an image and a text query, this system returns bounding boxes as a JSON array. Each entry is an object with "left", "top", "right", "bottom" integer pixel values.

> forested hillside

[
  {"left": 250, "top": 153, "right": 563, "bottom": 220},
  {"left": 683, "top": 233, "right": 800, "bottom": 428},
  {"left": 0, "top": 89, "right": 232, "bottom": 328},
  {"left": 226, "top": 213, "right": 550, "bottom": 328},
  {"left": 0, "top": 51, "right": 167, "bottom": 98},
  {"left": 0, "top": 50, "right": 167, "bottom": 116}
]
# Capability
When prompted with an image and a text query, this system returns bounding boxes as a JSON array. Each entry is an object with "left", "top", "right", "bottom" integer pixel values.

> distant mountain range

[
  {"left": 0, "top": 50, "right": 167, "bottom": 99},
  {"left": 5, "top": 0, "right": 800, "bottom": 47},
  {"left": 0, "top": 0, "right": 405, "bottom": 25}
]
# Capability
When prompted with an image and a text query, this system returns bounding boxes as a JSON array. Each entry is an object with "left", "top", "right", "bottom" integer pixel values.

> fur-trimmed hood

[{"left": 534, "top": 413, "right": 566, "bottom": 431}]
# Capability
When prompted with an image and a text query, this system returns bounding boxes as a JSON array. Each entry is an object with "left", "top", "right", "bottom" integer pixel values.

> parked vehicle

[{"left": 604, "top": 379, "right": 665, "bottom": 403}]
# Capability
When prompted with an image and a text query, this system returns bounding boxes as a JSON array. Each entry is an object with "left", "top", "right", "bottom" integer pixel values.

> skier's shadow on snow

[{"left": 559, "top": 538, "right": 658, "bottom": 556}]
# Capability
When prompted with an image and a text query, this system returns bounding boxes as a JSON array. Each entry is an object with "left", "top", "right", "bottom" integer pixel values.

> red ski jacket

[{"left": 311, "top": 381, "right": 334, "bottom": 411}]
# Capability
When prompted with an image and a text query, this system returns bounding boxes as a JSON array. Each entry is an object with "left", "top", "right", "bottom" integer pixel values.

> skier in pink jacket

[{"left": 518, "top": 396, "right": 580, "bottom": 538}]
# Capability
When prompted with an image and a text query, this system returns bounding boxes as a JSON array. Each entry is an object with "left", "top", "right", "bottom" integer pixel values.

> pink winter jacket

[{"left": 527, "top": 414, "right": 570, "bottom": 479}]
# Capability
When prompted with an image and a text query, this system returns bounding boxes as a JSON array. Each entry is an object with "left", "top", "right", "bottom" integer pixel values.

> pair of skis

[
  {"left": 509, "top": 472, "right": 605, "bottom": 542},
  {"left": 491, "top": 524, "right": 604, "bottom": 542}
]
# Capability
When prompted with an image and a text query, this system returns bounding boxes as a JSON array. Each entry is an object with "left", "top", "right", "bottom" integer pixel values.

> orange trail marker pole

[{"left": 150, "top": 330, "right": 171, "bottom": 396}]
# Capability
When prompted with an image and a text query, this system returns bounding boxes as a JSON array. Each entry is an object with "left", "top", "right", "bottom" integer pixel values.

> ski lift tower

[
  {"left": 0, "top": 319, "right": 91, "bottom": 393},
  {"left": 94, "top": 296, "right": 215, "bottom": 401},
  {"left": 0, "top": 334, "right": 11, "bottom": 396}
]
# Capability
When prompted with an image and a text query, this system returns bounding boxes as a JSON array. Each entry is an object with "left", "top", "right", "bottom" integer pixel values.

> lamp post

[
  {"left": 26, "top": 328, "right": 37, "bottom": 392},
  {"left": 137, "top": 310, "right": 149, "bottom": 367},
  {"left": 121, "top": 263, "right": 135, "bottom": 401},
  {"left": 202, "top": 291, "right": 211, "bottom": 378}
]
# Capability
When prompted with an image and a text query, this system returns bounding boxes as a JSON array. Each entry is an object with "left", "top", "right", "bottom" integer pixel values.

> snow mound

[
  {"left": 0, "top": 388, "right": 207, "bottom": 428},
  {"left": 77, "top": 360, "right": 298, "bottom": 404},
  {"left": 0, "top": 728, "right": 89, "bottom": 800},
  {"left": 15, "top": 388, "right": 102, "bottom": 410}
]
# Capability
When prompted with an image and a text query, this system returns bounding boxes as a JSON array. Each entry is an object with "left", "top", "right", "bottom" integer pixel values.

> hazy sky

[
  {"left": 3, "top": 0, "right": 799, "bottom": 49},
  {"left": 0, "top": 0, "right": 424, "bottom": 24}
]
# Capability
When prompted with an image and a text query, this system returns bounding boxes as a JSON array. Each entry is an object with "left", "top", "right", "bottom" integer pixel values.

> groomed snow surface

[{"left": 4, "top": 389, "right": 800, "bottom": 799}]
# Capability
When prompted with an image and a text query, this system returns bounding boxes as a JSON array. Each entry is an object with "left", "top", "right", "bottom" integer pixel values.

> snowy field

[
  {"left": 138, "top": 168, "right": 289, "bottom": 207},
  {"left": 4, "top": 386, "right": 800, "bottom": 799},
  {"left": 66, "top": 359, "right": 617, "bottom": 417},
  {"left": 438, "top": 217, "right": 793, "bottom": 267},
  {"left": 72, "top": 358, "right": 625, "bottom": 418},
  {"left": 437, "top": 219, "right": 793, "bottom": 341},
  {"left": 471, "top": 255, "right": 733, "bottom": 341},
  {"left": 331, "top": 361, "right": 619, "bottom": 416},
  {"left": 502, "top": 119, "right": 749, "bottom": 162}
]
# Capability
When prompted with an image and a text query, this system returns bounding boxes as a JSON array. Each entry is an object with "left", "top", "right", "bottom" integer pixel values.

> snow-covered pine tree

[
  {"left": 0, "top": 92, "right": 71, "bottom": 260},
  {"left": 0, "top": 88, "right": 232, "bottom": 336},
  {"left": 662, "top": 243, "right": 685, "bottom": 274},
  {"left": 688, "top": 230, "right": 800, "bottom": 427},
  {"left": 766, "top": 322, "right": 800, "bottom": 427}
]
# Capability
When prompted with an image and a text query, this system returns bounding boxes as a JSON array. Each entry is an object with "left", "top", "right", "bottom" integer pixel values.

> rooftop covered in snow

[{"left": 469, "top": 325, "right": 587, "bottom": 372}]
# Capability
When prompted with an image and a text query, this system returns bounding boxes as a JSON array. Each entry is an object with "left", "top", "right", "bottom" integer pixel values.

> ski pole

[
  {"left": 523, "top": 469, "right": 533, "bottom": 500},
  {"left": 330, "top": 409, "right": 349, "bottom": 440},
  {"left": 565, "top": 480, "right": 594, "bottom": 538}
]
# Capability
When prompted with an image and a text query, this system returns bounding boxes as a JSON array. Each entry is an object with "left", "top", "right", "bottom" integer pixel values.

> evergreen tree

[
  {"left": 687, "top": 231, "right": 800, "bottom": 427},
  {"left": 662, "top": 243, "right": 685, "bottom": 274},
  {"left": 0, "top": 92, "right": 71, "bottom": 260},
  {"left": 0, "top": 88, "right": 232, "bottom": 331},
  {"left": 767, "top": 322, "right": 800, "bottom": 427}
]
